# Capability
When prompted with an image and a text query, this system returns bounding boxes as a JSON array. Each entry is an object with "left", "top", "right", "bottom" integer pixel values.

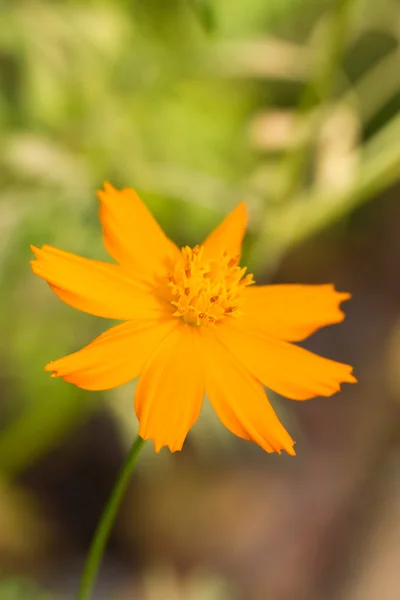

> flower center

[{"left": 167, "top": 245, "right": 254, "bottom": 326}]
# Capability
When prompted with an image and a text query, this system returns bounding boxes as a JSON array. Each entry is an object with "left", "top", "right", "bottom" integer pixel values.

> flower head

[{"left": 31, "top": 183, "right": 356, "bottom": 454}]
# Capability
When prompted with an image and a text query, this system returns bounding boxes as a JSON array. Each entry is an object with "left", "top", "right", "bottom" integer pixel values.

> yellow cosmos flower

[{"left": 31, "top": 183, "right": 356, "bottom": 455}]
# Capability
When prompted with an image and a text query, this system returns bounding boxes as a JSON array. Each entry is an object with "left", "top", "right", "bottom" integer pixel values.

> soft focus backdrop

[{"left": 1, "top": 0, "right": 400, "bottom": 598}]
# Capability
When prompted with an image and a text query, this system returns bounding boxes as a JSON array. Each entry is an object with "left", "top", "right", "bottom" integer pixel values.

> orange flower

[{"left": 31, "top": 183, "right": 356, "bottom": 455}]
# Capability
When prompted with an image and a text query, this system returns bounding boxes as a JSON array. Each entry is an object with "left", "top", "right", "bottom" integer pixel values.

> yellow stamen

[{"left": 167, "top": 245, "right": 254, "bottom": 326}]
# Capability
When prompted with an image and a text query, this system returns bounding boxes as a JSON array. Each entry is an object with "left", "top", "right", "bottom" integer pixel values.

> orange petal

[
  {"left": 202, "top": 202, "right": 248, "bottom": 259},
  {"left": 198, "top": 328, "right": 295, "bottom": 455},
  {"left": 98, "top": 182, "right": 180, "bottom": 283},
  {"left": 242, "top": 284, "right": 351, "bottom": 341},
  {"left": 135, "top": 324, "right": 204, "bottom": 452},
  {"left": 31, "top": 245, "right": 167, "bottom": 320},
  {"left": 216, "top": 323, "right": 357, "bottom": 401},
  {"left": 45, "top": 319, "right": 178, "bottom": 390}
]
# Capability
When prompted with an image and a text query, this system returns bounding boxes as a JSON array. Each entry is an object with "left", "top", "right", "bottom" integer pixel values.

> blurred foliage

[
  {"left": 0, "top": 579, "right": 52, "bottom": 600},
  {"left": 131, "top": 568, "right": 233, "bottom": 600},
  {"left": 190, "top": 0, "right": 217, "bottom": 33},
  {"left": 0, "top": 478, "right": 50, "bottom": 567},
  {"left": 1, "top": 0, "right": 400, "bottom": 540}
]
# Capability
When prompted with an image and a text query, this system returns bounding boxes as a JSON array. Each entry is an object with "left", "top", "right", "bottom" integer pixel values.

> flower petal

[
  {"left": 98, "top": 182, "right": 180, "bottom": 282},
  {"left": 31, "top": 245, "right": 168, "bottom": 320},
  {"left": 242, "top": 284, "right": 351, "bottom": 341},
  {"left": 202, "top": 202, "right": 248, "bottom": 258},
  {"left": 216, "top": 322, "right": 357, "bottom": 401},
  {"left": 198, "top": 328, "right": 295, "bottom": 455},
  {"left": 135, "top": 324, "right": 204, "bottom": 452},
  {"left": 45, "top": 319, "right": 178, "bottom": 390}
]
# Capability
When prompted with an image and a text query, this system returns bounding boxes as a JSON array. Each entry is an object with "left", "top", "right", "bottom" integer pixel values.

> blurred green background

[{"left": 2, "top": 0, "right": 400, "bottom": 598}]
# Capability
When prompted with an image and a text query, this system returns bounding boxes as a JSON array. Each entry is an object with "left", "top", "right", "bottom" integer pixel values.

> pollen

[{"left": 167, "top": 245, "right": 254, "bottom": 326}]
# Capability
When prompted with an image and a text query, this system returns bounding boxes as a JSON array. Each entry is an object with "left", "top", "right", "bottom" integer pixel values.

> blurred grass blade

[
  {"left": 190, "top": 0, "right": 216, "bottom": 32},
  {"left": 249, "top": 108, "right": 400, "bottom": 271}
]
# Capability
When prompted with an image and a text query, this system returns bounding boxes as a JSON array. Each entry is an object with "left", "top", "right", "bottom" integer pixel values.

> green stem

[{"left": 77, "top": 435, "right": 146, "bottom": 600}]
